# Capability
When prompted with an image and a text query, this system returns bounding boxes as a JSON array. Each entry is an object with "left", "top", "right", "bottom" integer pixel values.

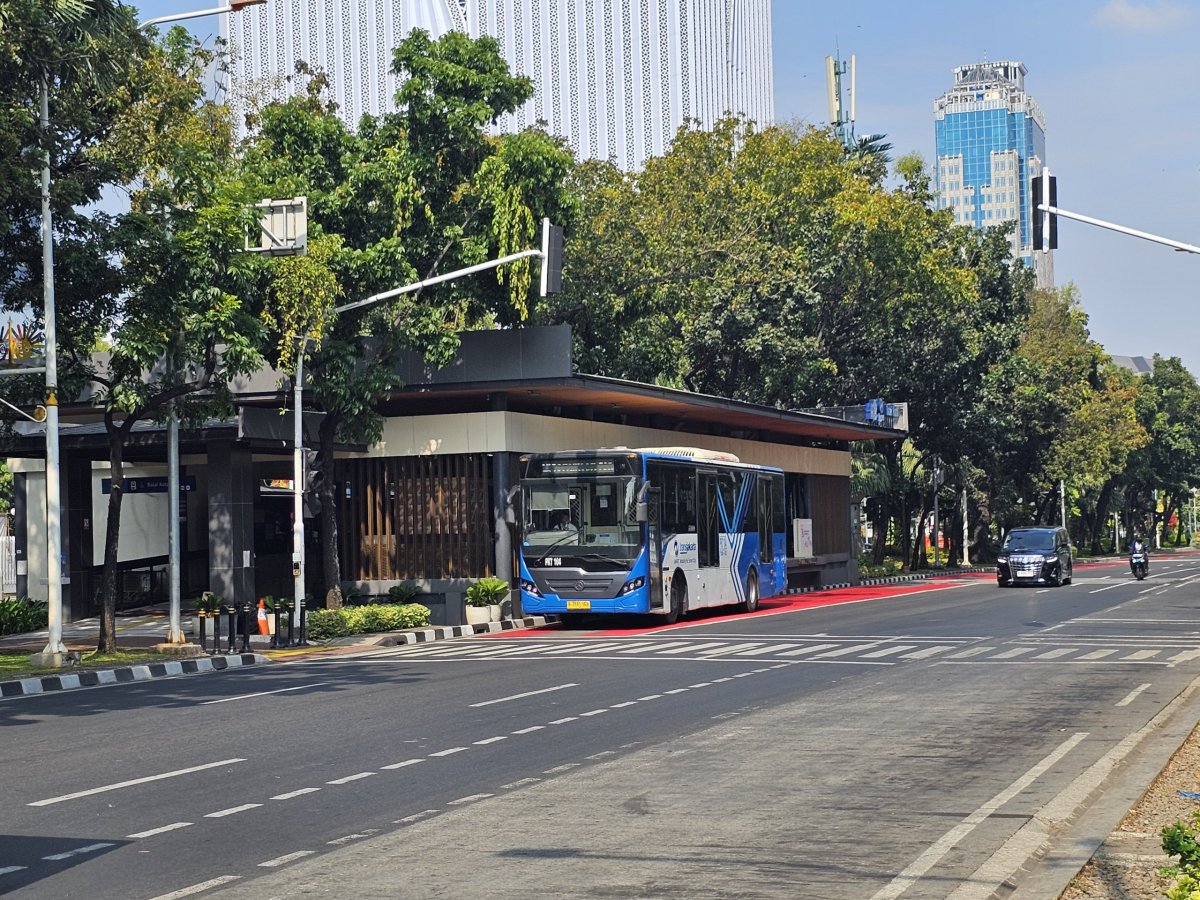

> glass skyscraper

[{"left": 933, "top": 61, "right": 1052, "bottom": 286}]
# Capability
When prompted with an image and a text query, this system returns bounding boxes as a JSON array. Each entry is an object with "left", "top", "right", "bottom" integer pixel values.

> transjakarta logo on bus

[{"left": 671, "top": 539, "right": 698, "bottom": 565}]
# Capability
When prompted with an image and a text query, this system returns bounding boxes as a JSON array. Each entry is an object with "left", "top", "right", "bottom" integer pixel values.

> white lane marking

[
  {"left": 1169, "top": 649, "right": 1200, "bottom": 665},
  {"left": 205, "top": 804, "right": 262, "bottom": 818},
  {"left": 201, "top": 683, "right": 332, "bottom": 705},
  {"left": 29, "top": 759, "right": 246, "bottom": 807},
  {"left": 327, "top": 772, "right": 375, "bottom": 785},
  {"left": 695, "top": 642, "right": 765, "bottom": 656},
  {"left": 901, "top": 646, "right": 956, "bottom": 660},
  {"left": 579, "top": 709, "right": 608, "bottom": 716},
  {"left": 611, "top": 701, "right": 638, "bottom": 708},
  {"left": 687, "top": 682, "right": 713, "bottom": 689},
  {"left": 544, "top": 763, "right": 580, "bottom": 773},
  {"left": 271, "top": 788, "right": 321, "bottom": 799},
  {"left": 259, "top": 850, "right": 315, "bottom": 867},
  {"left": 327, "top": 830, "right": 378, "bottom": 845},
  {"left": 813, "top": 642, "right": 883, "bottom": 659},
  {"left": 869, "top": 732, "right": 1088, "bottom": 900},
  {"left": 474, "top": 736, "right": 508, "bottom": 745},
  {"left": 1123, "top": 650, "right": 1162, "bottom": 661},
  {"left": 862, "top": 645, "right": 918, "bottom": 659},
  {"left": 544, "top": 642, "right": 625, "bottom": 654},
  {"left": 0, "top": 866, "right": 27, "bottom": 876},
  {"left": 381, "top": 759, "right": 424, "bottom": 770},
  {"left": 1034, "top": 648, "right": 1077, "bottom": 660},
  {"left": 512, "top": 726, "right": 545, "bottom": 734},
  {"left": 395, "top": 809, "right": 439, "bottom": 824},
  {"left": 469, "top": 683, "right": 579, "bottom": 707},
  {"left": 620, "top": 641, "right": 692, "bottom": 653},
  {"left": 42, "top": 842, "right": 115, "bottom": 861},
  {"left": 1116, "top": 684, "right": 1152, "bottom": 707},
  {"left": 711, "top": 677, "right": 733, "bottom": 683},
  {"left": 735, "top": 643, "right": 803, "bottom": 656},
  {"left": 549, "top": 716, "right": 578, "bottom": 724},
  {"left": 146, "top": 876, "right": 241, "bottom": 899},
  {"left": 448, "top": 793, "right": 493, "bottom": 805},
  {"left": 1078, "top": 649, "right": 1118, "bottom": 660},
  {"left": 128, "top": 822, "right": 192, "bottom": 839},
  {"left": 777, "top": 643, "right": 838, "bottom": 656},
  {"left": 636, "top": 694, "right": 663, "bottom": 701},
  {"left": 502, "top": 777, "right": 542, "bottom": 789},
  {"left": 659, "top": 642, "right": 727, "bottom": 654},
  {"left": 429, "top": 747, "right": 467, "bottom": 757},
  {"left": 663, "top": 688, "right": 689, "bottom": 695},
  {"left": 992, "top": 647, "right": 1037, "bottom": 659},
  {"left": 1089, "top": 582, "right": 1128, "bottom": 593}
]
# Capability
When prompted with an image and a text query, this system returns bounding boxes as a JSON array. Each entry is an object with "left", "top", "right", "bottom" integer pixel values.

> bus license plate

[{"left": 566, "top": 600, "right": 591, "bottom": 611}]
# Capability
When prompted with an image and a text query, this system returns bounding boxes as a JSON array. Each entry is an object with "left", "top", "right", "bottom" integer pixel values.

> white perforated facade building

[{"left": 223, "top": 0, "right": 774, "bottom": 170}]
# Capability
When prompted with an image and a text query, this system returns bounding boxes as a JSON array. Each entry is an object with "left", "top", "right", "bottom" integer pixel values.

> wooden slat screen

[
  {"left": 810, "top": 474, "right": 850, "bottom": 556},
  {"left": 336, "top": 454, "right": 494, "bottom": 581}
]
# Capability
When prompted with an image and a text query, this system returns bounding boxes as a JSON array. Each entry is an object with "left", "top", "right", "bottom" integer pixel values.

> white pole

[
  {"left": 1060, "top": 480, "right": 1066, "bottom": 529},
  {"left": 960, "top": 486, "right": 968, "bottom": 566},
  {"left": 39, "top": 74, "right": 66, "bottom": 658},
  {"left": 166, "top": 407, "right": 184, "bottom": 642},
  {"left": 293, "top": 338, "right": 305, "bottom": 615}
]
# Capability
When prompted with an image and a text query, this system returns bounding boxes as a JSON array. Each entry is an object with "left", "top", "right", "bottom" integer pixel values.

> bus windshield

[{"left": 520, "top": 476, "right": 642, "bottom": 561}]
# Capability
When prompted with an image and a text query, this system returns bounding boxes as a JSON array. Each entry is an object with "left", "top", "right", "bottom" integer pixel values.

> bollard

[
  {"left": 270, "top": 601, "right": 284, "bottom": 649},
  {"left": 209, "top": 607, "right": 221, "bottom": 655},
  {"left": 284, "top": 599, "right": 295, "bottom": 647},
  {"left": 240, "top": 602, "right": 252, "bottom": 653},
  {"left": 225, "top": 604, "right": 237, "bottom": 653},
  {"left": 197, "top": 609, "right": 208, "bottom": 654},
  {"left": 298, "top": 598, "right": 309, "bottom": 646}
]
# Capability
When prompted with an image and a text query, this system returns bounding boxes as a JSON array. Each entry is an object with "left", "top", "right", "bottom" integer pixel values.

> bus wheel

[
  {"left": 740, "top": 572, "right": 759, "bottom": 613},
  {"left": 663, "top": 577, "right": 686, "bottom": 625}
]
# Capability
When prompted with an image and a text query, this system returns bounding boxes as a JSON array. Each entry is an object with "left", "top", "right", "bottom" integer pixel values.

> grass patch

[{"left": 0, "top": 649, "right": 188, "bottom": 681}]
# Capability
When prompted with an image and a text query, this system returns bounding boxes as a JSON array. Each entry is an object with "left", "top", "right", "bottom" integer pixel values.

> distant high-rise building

[
  {"left": 933, "top": 61, "right": 1052, "bottom": 286},
  {"left": 224, "top": 0, "right": 774, "bottom": 171}
]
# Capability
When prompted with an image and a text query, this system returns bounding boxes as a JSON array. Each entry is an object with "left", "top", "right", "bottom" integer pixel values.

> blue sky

[{"left": 134, "top": 0, "right": 1200, "bottom": 375}]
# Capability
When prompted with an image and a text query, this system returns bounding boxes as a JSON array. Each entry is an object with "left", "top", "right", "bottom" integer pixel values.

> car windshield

[
  {"left": 520, "top": 477, "right": 641, "bottom": 562},
  {"left": 1002, "top": 531, "right": 1055, "bottom": 553}
]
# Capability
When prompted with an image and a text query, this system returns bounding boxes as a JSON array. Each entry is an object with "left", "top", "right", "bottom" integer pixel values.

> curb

[
  {"left": 778, "top": 566, "right": 995, "bottom": 596},
  {"left": 0, "top": 653, "right": 267, "bottom": 701},
  {"left": 372, "top": 616, "right": 553, "bottom": 646}
]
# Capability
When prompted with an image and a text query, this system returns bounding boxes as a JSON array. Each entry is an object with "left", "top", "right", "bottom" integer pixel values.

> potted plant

[{"left": 465, "top": 576, "right": 510, "bottom": 624}]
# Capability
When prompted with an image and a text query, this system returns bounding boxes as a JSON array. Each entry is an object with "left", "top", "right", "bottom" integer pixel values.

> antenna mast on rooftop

[{"left": 825, "top": 50, "right": 856, "bottom": 150}]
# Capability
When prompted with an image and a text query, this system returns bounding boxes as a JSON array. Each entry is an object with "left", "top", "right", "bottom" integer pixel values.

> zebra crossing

[{"left": 361, "top": 633, "right": 1200, "bottom": 667}]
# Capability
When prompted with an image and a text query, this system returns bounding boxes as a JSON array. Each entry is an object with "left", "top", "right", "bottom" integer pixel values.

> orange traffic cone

[{"left": 257, "top": 600, "right": 270, "bottom": 635}]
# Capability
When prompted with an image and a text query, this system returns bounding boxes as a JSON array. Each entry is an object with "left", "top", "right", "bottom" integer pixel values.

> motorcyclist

[{"left": 1128, "top": 535, "right": 1150, "bottom": 575}]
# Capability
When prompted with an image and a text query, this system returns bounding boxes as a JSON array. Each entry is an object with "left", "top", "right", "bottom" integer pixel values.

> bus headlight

[
  {"left": 520, "top": 579, "right": 543, "bottom": 597},
  {"left": 619, "top": 577, "right": 645, "bottom": 595}
]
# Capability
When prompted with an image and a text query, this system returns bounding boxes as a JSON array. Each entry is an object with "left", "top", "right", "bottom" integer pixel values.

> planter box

[{"left": 465, "top": 605, "right": 492, "bottom": 626}]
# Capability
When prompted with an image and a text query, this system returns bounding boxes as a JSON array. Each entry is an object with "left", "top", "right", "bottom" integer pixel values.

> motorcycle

[{"left": 1130, "top": 551, "right": 1148, "bottom": 580}]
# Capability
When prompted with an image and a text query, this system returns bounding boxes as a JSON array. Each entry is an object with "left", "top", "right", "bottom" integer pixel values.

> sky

[{"left": 133, "top": 0, "right": 1200, "bottom": 375}]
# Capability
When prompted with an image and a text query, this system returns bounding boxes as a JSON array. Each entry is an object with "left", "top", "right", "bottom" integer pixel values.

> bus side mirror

[{"left": 636, "top": 500, "right": 648, "bottom": 523}]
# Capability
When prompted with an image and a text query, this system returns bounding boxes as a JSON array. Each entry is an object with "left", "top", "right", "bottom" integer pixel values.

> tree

[
  {"left": 82, "top": 28, "right": 268, "bottom": 650},
  {"left": 249, "top": 33, "right": 575, "bottom": 606}
]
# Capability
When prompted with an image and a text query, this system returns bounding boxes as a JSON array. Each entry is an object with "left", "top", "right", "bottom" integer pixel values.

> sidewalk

[{"left": 0, "top": 603, "right": 554, "bottom": 700}]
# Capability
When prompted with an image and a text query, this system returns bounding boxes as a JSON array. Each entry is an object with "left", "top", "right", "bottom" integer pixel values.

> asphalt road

[{"left": 5, "top": 555, "right": 1200, "bottom": 899}]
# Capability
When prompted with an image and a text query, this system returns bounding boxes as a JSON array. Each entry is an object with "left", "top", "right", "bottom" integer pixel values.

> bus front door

[{"left": 647, "top": 487, "right": 663, "bottom": 612}]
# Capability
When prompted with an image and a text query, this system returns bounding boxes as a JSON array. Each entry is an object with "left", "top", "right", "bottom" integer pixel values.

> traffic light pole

[
  {"left": 293, "top": 335, "right": 306, "bottom": 618},
  {"left": 1035, "top": 167, "right": 1200, "bottom": 255}
]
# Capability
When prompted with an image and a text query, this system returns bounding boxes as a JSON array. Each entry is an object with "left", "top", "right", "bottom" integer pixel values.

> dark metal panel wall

[
  {"left": 811, "top": 474, "right": 850, "bottom": 556},
  {"left": 337, "top": 454, "right": 494, "bottom": 581}
]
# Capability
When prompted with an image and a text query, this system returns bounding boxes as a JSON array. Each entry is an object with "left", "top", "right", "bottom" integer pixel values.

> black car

[{"left": 996, "top": 526, "right": 1073, "bottom": 587}]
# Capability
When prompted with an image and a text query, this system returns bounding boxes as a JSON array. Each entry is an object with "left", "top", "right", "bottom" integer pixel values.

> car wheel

[
  {"left": 662, "top": 577, "right": 686, "bottom": 625},
  {"left": 1064, "top": 562, "right": 1073, "bottom": 585},
  {"left": 1050, "top": 566, "right": 1063, "bottom": 588}
]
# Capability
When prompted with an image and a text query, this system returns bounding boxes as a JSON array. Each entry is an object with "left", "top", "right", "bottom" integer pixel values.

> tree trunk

[
  {"left": 316, "top": 412, "right": 343, "bottom": 609},
  {"left": 97, "top": 423, "right": 133, "bottom": 653},
  {"left": 1088, "top": 481, "right": 1115, "bottom": 555}
]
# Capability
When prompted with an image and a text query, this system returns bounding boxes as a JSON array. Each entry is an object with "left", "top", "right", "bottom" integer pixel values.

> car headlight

[
  {"left": 519, "top": 579, "right": 543, "bottom": 597},
  {"left": 619, "top": 577, "right": 646, "bottom": 595},
  {"left": 1043, "top": 555, "right": 1058, "bottom": 564},
  {"left": 996, "top": 556, "right": 1008, "bottom": 564}
]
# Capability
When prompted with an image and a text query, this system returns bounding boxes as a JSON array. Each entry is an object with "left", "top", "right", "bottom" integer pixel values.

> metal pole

[
  {"left": 960, "top": 485, "right": 969, "bottom": 566},
  {"left": 1060, "top": 480, "right": 1067, "bottom": 529},
  {"left": 39, "top": 73, "right": 66, "bottom": 658},
  {"left": 166, "top": 406, "right": 184, "bottom": 642},
  {"left": 293, "top": 338, "right": 305, "bottom": 620},
  {"left": 933, "top": 490, "right": 939, "bottom": 569}
]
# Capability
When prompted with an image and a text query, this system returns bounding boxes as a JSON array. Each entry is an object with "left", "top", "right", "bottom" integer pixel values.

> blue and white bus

[{"left": 517, "top": 447, "right": 788, "bottom": 623}]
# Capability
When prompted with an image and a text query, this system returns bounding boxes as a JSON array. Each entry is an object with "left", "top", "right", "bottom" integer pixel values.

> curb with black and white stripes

[
  {"left": 374, "top": 616, "right": 552, "bottom": 646},
  {"left": 0, "top": 652, "right": 266, "bottom": 701}
]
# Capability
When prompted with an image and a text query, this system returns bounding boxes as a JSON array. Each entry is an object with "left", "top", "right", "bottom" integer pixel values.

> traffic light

[
  {"left": 539, "top": 217, "right": 563, "bottom": 296},
  {"left": 302, "top": 448, "right": 322, "bottom": 517},
  {"left": 1031, "top": 171, "right": 1058, "bottom": 250}
]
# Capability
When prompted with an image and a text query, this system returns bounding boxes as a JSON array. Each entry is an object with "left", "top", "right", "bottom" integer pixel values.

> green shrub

[
  {"left": 466, "top": 577, "right": 510, "bottom": 607},
  {"left": 305, "top": 603, "right": 431, "bottom": 640},
  {"left": 388, "top": 583, "right": 422, "bottom": 603},
  {"left": 194, "top": 592, "right": 223, "bottom": 615},
  {"left": 0, "top": 596, "right": 48, "bottom": 636},
  {"left": 1163, "top": 809, "right": 1200, "bottom": 898}
]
